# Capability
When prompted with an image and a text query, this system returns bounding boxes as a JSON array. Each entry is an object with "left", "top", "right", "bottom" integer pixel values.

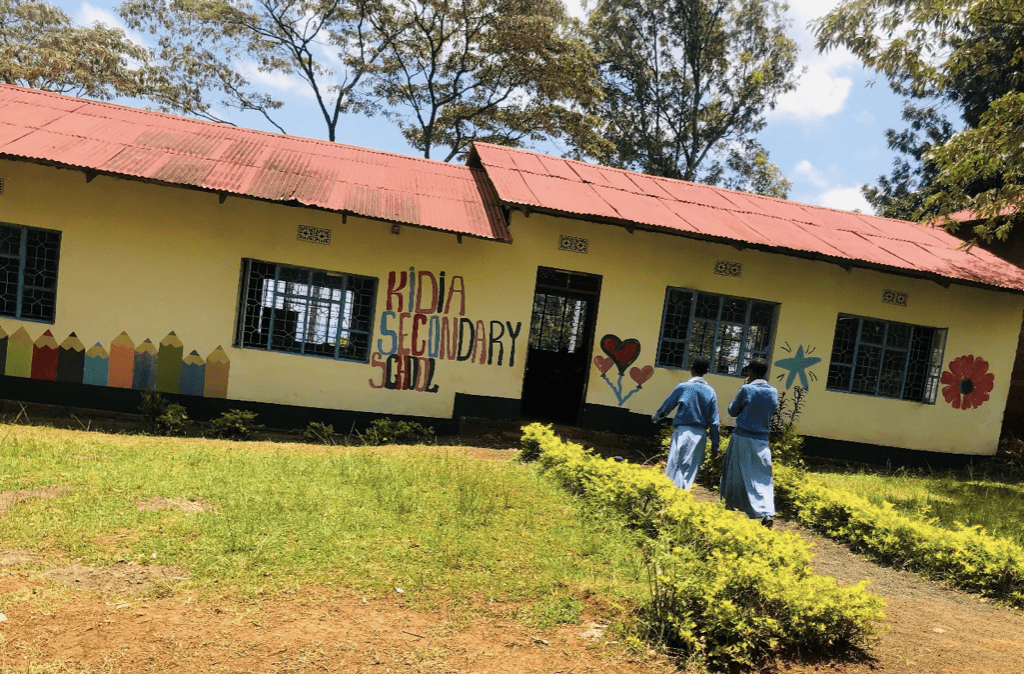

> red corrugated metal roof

[
  {"left": 470, "top": 143, "right": 1024, "bottom": 292},
  {"left": 0, "top": 84, "right": 509, "bottom": 242}
]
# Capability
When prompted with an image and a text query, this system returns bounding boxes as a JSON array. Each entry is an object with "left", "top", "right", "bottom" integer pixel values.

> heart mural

[
  {"left": 594, "top": 334, "right": 653, "bottom": 406},
  {"left": 600, "top": 334, "right": 641, "bottom": 374},
  {"left": 630, "top": 365, "right": 654, "bottom": 387},
  {"left": 593, "top": 355, "right": 614, "bottom": 375}
]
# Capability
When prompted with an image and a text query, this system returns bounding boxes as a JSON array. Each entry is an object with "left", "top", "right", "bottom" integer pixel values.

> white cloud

[
  {"left": 76, "top": 1, "right": 125, "bottom": 28},
  {"left": 76, "top": 2, "right": 149, "bottom": 48},
  {"left": 818, "top": 186, "right": 872, "bottom": 212},
  {"left": 793, "top": 159, "right": 829, "bottom": 190},
  {"left": 791, "top": 159, "right": 874, "bottom": 213},
  {"left": 238, "top": 62, "right": 315, "bottom": 100}
]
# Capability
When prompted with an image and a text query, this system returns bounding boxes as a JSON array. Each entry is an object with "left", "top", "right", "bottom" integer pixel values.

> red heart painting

[
  {"left": 593, "top": 355, "right": 614, "bottom": 375},
  {"left": 629, "top": 365, "right": 654, "bottom": 387},
  {"left": 600, "top": 334, "right": 641, "bottom": 374}
]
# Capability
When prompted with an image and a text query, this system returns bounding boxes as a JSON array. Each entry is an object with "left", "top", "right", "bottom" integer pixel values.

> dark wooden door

[{"left": 520, "top": 267, "right": 601, "bottom": 424}]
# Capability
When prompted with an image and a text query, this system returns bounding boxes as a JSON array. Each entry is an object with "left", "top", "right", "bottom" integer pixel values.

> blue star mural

[{"left": 774, "top": 344, "right": 822, "bottom": 390}]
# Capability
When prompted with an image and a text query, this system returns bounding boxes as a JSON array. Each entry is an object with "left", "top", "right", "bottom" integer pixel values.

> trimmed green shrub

[
  {"left": 138, "top": 391, "right": 191, "bottom": 436},
  {"left": 302, "top": 421, "right": 335, "bottom": 445},
  {"left": 362, "top": 418, "right": 434, "bottom": 446},
  {"left": 775, "top": 464, "right": 1024, "bottom": 606},
  {"left": 207, "top": 409, "right": 263, "bottom": 440},
  {"left": 520, "top": 423, "right": 885, "bottom": 669}
]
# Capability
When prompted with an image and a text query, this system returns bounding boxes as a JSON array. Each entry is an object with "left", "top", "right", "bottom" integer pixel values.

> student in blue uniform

[
  {"left": 652, "top": 356, "right": 720, "bottom": 490},
  {"left": 720, "top": 357, "right": 779, "bottom": 527}
]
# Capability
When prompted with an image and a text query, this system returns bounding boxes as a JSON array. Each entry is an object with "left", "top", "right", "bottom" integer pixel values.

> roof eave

[
  {"left": 2, "top": 153, "right": 513, "bottom": 244},
  {"left": 504, "top": 202, "right": 1024, "bottom": 296}
]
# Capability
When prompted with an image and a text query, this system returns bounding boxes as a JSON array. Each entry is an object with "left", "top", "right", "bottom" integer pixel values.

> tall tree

[
  {"left": 119, "top": 0, "right": 399, "bottom": 140},
  {"left": 815, "top": 0, "right": 1024, "bottom": 240},
  {"left": 368, "top": 0, "right": 608, "bottom": 162},
  {"left": 1, "top": 0, "right": 162, "bottom": 100},
  {"left": 119, "top": 0, "right": 607, "bottom": 159},
  {"left": 584, "top": 0, "right": 799, "bottom": 197}
]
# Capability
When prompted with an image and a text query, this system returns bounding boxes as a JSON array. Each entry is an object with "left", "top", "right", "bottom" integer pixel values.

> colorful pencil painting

[{"left": 0, "top": 325, "right": 230, "bottom": 398}]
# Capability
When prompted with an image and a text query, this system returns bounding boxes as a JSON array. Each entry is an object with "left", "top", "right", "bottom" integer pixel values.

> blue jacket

[
  {"left": 728, "top": 379, "right": 779, "bottom": 441},
  {"left": 653, "top": 377, "right": 721, "bottom": 451}
]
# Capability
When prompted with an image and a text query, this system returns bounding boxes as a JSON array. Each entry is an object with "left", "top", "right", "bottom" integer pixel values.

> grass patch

[
  {"left": 0, "top": 425, "right": 646, "bottom": 626},
  {"left": 808, "top": 465, "right": 1024, "bottom": 547}
]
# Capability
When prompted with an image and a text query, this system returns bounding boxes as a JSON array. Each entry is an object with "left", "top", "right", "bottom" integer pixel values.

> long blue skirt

[
  {"left": 719, "top": 434, "right": 774, "bottom": 519},
  {"left": 665, "top": 426, "right": 707, "bottom": 490}
]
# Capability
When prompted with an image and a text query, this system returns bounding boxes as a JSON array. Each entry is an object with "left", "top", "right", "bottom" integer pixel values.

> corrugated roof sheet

[
  {"left": 4, "top": 84, "right": 1024, "bottom": 292},
  {"left": 0, "top": 84, "right": 509, "bottom": 242},
  {"left": 470, "top": 143, "right": 1024, "bottom": 292}
]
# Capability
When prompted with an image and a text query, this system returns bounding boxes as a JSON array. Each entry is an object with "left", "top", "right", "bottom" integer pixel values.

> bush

[
  {"left": 362, "top": 418, "right": 434, "bottom": 446},
  {"left": 775, "top": 464, "right": 1024, "bottom": 607},
  {"left": 138, "top": 391, "right": 191, "bottom": 436},
  {"left": 208, "top": 409, "right": 264, "bottom": 440},
  {"left": 520, "top": 423, "right": 885, "bottom": 669},
  {"left": 302, "top": 421, "right": 335, "bottom": 445}
]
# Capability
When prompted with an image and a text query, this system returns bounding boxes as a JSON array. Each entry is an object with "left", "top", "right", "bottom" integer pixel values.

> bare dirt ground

[{"left": 0, "top": 415, "right": 1022, "bottom": 672}]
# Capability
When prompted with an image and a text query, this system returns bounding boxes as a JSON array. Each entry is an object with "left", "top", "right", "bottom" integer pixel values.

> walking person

[
  {"left": 720, "top": 357, "right": 779, "bottom": 527},
  {"left": 652, "top": 356, "right": 720, "bottom": 490}
]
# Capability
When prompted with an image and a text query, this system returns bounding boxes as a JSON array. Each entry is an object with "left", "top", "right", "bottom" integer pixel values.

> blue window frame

[
  {"left": 656, "top": 287, "right": 778, "bottom": 376},
  {"left": 825, "top": 314, "right": 946, "bottom": 403},
  {"left": 235, "top": 259, "right": 377, "bottom": 362},
  {"left": 0, "top": 222, "right": 61, "bottom": 323}
]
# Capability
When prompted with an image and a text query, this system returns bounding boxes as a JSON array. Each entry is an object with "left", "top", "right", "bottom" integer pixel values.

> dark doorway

[{"left": 520, "top": 267, "right": 602, "bottom": 424}]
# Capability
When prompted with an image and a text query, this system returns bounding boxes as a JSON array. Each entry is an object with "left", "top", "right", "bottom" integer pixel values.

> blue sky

[{"left": 57, "top": 0, "right": 911, "bottom": 214}]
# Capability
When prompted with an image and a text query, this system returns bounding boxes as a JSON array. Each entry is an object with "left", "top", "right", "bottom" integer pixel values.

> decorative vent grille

[
  {"left": 558, "top": 234, "right": 588, "bottom": 254},
  {"left": 0, "top": 178, "right": 5, "bottom": 195},
  {"left": 297, "top": 224, "right": 331, "bottom": 245},
  {"left": 882, "top": 289, "right": 908, "bottom": 307},
  {"left": 713, "top": 260, "right": 742, "bottom": 277}
]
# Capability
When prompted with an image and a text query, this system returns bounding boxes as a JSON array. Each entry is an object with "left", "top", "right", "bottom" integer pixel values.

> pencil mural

[
  {"left": 133, "top": 339, "right": 158, "bottom": 390},
  {"left": 57, "top": 332, "right": 85, "bottom": 383},
  {"left": 0, "top": 325, "right": 7, "bottom": 377},
  {"left": 5, "top": 327, "right": 32, "bottom": 378},
  {"left": 84, "top": 343, "right": 109, "bottom": 386},
  {"left": 31, "top": 330, "right": 59, "bottom": 381},
  {"left": 0, "top": 324, "right": 230, "bottom": 398},
  {"left": 156, "top": 332, "right": 183, "bottom": 393},
  {"left": 109, "top": 331, "right": 135, "bottom": 388}
]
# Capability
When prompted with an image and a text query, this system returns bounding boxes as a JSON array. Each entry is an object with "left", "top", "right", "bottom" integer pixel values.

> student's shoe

[{"left": 760, "top": 516, "right": 774, "bottom": 529}]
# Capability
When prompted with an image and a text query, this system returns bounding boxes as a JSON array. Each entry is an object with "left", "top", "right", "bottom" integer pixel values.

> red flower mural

[{"left": 940, "top": 355, "right": 995, "bottom": 410}]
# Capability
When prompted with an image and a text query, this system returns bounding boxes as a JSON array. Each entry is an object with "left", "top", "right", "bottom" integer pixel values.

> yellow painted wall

[
  {"left": 1, "top": 159, "right": 1021, "bottom": 455},
  {"left": 505, "top": 211, "right": 1024, "bottom": 456}
]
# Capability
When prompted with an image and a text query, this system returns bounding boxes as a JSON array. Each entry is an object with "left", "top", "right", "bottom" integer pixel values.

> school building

[{"left": 2, "top": 83, "right": 1023, "bottom": 465}]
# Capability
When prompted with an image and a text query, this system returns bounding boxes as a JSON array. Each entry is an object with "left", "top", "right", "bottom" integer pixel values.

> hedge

[
  {"left": 520, "top": 423, "right": 885, "bottom": 669},
  {"left": 775, "top": 464, "right": 1024, "bottom": 606}
]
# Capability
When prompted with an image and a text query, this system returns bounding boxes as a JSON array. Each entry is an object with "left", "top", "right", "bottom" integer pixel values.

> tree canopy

[
  {"left": 583, "top": 0, "right": 799, "bottom": 197},
  {"left": 0, "top": 0, "right": 163, "bottom": 100},
  {"left": 814, "top": 0, "right": 1024, "bottom": 241},
  {"left": 119, "top": 0, "right": 398, "bottom": 139},
  {"left": 368, "top": 0, "right": 607, "bottom": 162},
  {"left": 119, "top": 0, "right": 606, "bottom": 160}
]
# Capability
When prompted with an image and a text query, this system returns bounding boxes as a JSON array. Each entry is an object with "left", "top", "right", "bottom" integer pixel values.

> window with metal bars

[
  {"left": 825, "top": 314, "right": 946, "bottom": 403},
  {"left": 656, "top": 287, "right": 778, "bottom": 376},
  {"left": 0, "top": 222, "right": 61, "bottom": 323},
  {"left": 235, "top": 259, "right": 377, "bottom": 362}
]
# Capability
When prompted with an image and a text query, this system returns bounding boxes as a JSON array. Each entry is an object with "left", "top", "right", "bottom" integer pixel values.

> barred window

[
  {"left": 825, "top": 314, "right": 946, "bottom": 403},
  {"left": 656, "top": 288, "right": 778, "bottom": 376},
  {"left": 235, "top": 259, "right": 377, "bottom": 362},
  {"left": 0, "top": 222, "right": 61, "bottom": 323}
]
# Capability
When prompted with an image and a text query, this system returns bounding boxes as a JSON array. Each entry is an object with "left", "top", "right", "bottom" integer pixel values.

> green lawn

[
  {"left": 0, "top": 425, "right": 647, "bottom": 628},
  {"left": 809, "top": 464, "right": 1024, "bottom": 547}
]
